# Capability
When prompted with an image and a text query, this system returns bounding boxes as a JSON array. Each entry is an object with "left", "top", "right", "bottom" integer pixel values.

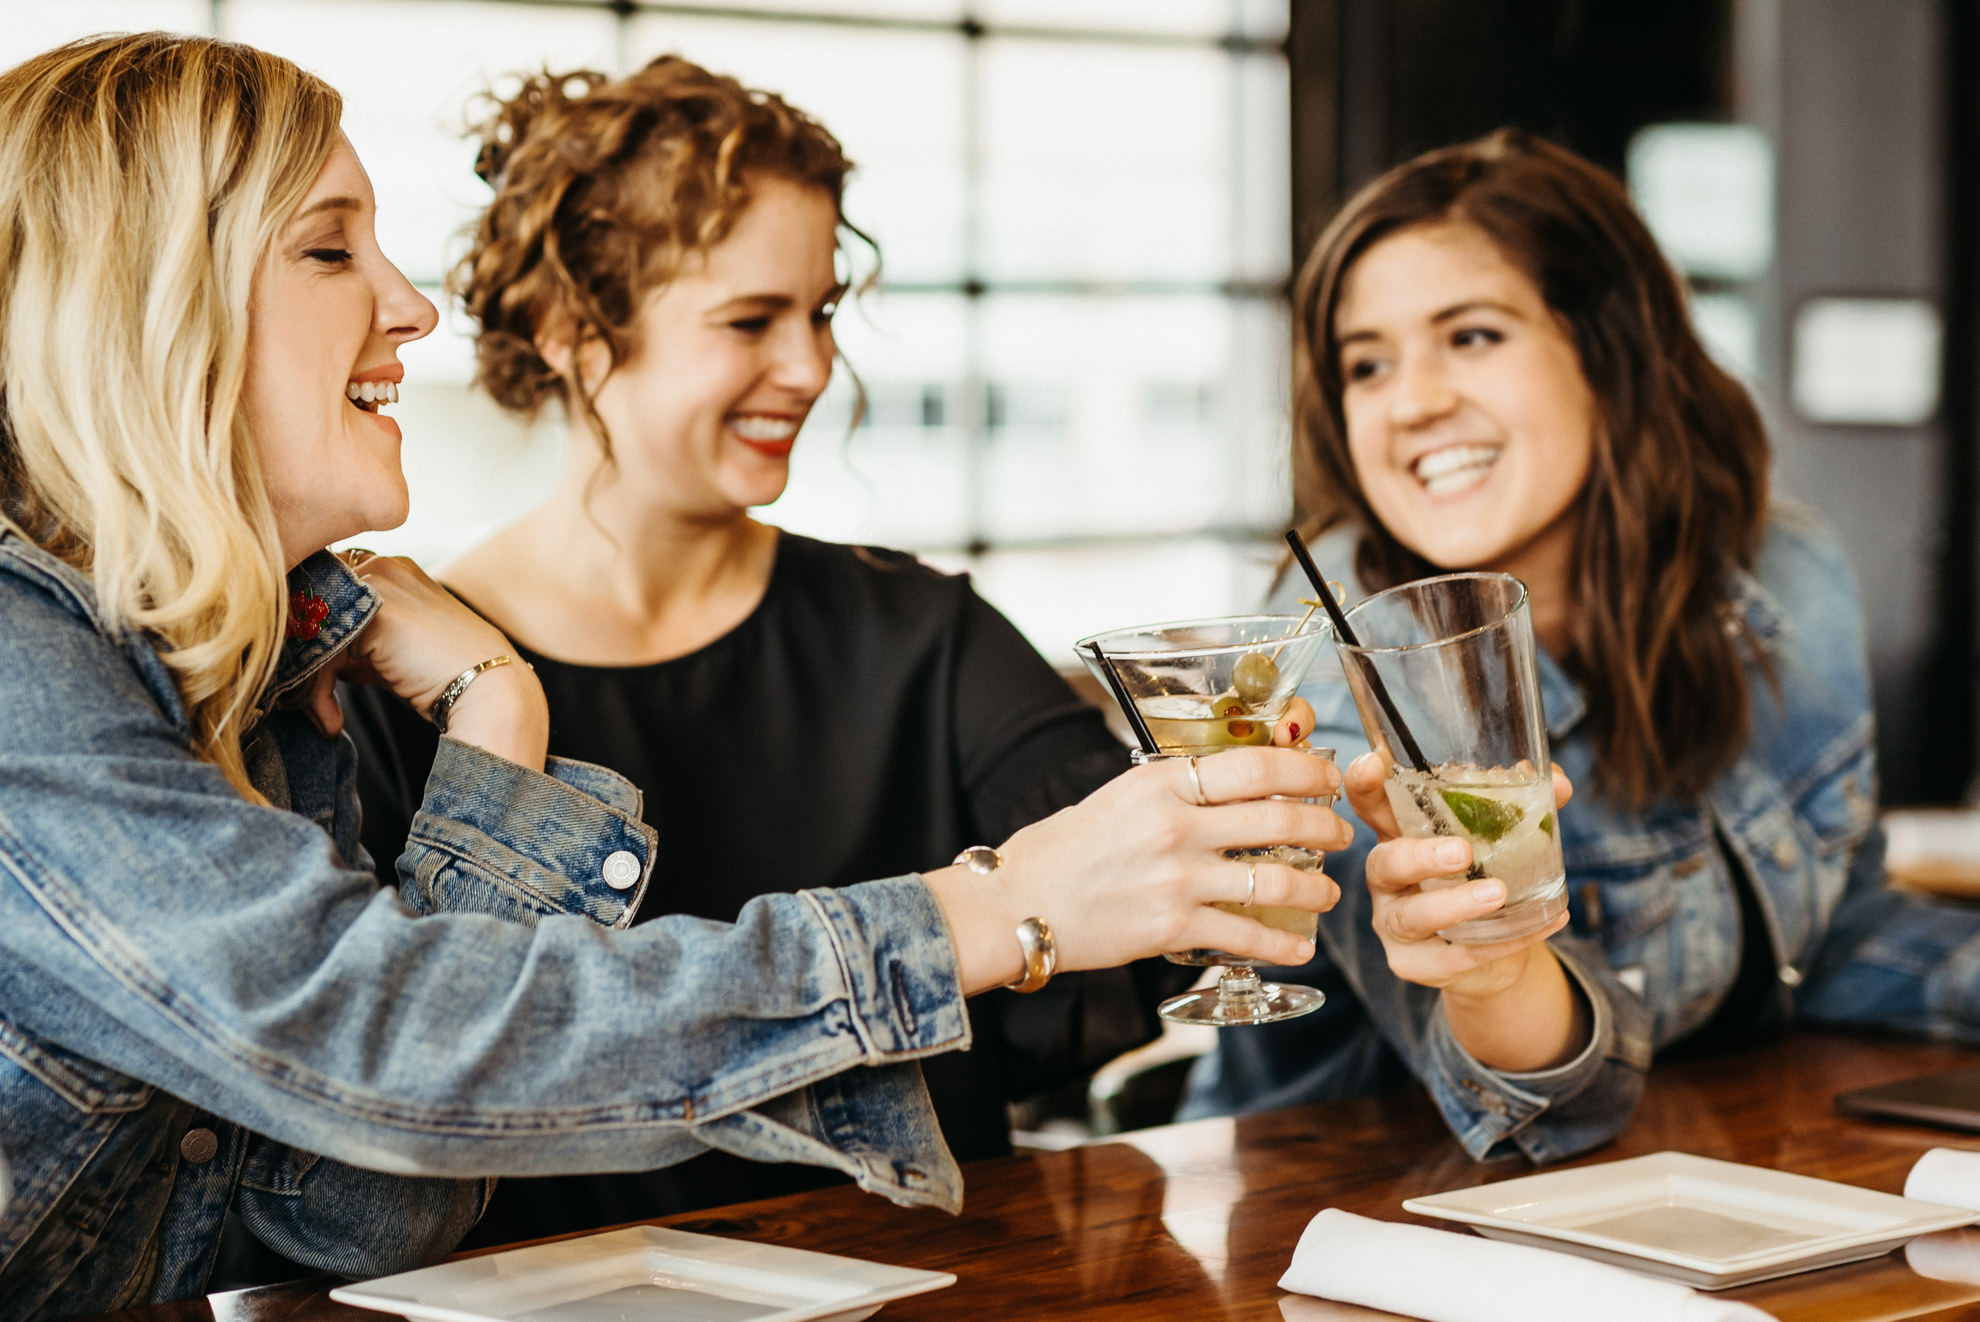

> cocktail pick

[
  {"left": 1084, "top": 641, "right": 1160, "bottom": 756},
  {"left": 1283, "top": 529, "right": 1432, "bottom": 775}
]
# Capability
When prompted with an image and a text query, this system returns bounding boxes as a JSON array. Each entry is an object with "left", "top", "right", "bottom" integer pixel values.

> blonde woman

[{"left": 0, "top": 33, "right": 1350, "bottom": 1316}]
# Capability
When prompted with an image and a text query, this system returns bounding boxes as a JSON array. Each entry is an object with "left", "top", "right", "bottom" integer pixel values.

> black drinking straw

[
  {"left": 1283, "top": 529, "right": 1432, "bottom": 774},
  {"left": 1084, "top": 641, "right": 1160, "bottom": 755}
]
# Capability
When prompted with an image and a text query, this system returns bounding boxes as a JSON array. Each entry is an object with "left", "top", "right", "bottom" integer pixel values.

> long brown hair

[
  {"left": 453, "top": 55, "right": 873, "bottom": 465},
  {"left": 1291, "top": 129, "right": 1770, "bottom": 807}
]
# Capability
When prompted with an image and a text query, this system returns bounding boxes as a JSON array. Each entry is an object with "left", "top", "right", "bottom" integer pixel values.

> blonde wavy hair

[{"left": 0, "top": 33, "right": 343, "bottom": 799}]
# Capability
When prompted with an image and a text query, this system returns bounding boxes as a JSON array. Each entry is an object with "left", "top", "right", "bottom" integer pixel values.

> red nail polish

[{"left": 1288, "top": 722, "right": 1301, "bottom": 741}]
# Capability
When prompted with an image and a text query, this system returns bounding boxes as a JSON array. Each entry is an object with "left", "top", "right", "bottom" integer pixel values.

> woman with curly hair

[{"left": 340, "top": 53, "right": 1331, "bottom": 1244}]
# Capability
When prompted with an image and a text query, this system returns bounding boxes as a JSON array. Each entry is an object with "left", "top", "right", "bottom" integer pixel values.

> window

[{"left": 3, "top": 2, "right": 1292, "bottom": 662}]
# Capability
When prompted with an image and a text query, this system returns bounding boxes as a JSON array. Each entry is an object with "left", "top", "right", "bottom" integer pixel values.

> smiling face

[
  {"left": 576, "top": 175, "right": 842, "bottom": 516},
  {"left": 1334, "top": 221, "right": 1597, "bottom": 588},
  {"left": 243, "top": 136, "right": 437, "bottom": 567}
]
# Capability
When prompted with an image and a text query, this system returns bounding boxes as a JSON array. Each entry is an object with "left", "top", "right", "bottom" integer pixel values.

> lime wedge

[{"left": 1438, "top": 789, "right": 1525, "bottom": 843}]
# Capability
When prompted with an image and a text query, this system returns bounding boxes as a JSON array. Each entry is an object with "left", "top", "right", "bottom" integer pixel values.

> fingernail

[
  {"left": 1471, "top": 880, "right": 1504, "bottom": 903},
  {"left": 1296, "top": 939, "right": 1315, "bottom": 961},
  {"left": 1288, "top": 722, "right": 1301, "bottom": 741},
  {"left": 1437, "top": 840, "right": 1469, "bottom": 867}
]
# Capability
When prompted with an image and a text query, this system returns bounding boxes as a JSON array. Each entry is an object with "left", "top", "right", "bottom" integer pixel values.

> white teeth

[
  {"left": 729, "top": 415, "right": 799, "bottom": 442},
  {"left": 1413, "top": 443, "right": 1500, "bottom": 494},
  {"left": 345, "top": 381, "right": 399, "bottom": 408}
]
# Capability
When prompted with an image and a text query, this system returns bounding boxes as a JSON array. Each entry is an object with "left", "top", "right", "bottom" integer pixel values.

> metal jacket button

[
  {"left": 180, "top": 1128, "right": 218, "bottom": 1165},
  {"left": 1772, "top": 837, "right": 1800, "bottom": 869},
  {"left": 1779, "top": 965, "right": 1804, "bottom": 988},
  {"left": 601, "top": 850, "right": 641, "bottom": 890}
]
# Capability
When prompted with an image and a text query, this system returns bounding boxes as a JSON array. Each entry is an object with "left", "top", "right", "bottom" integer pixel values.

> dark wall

[
  {"left": 1742, "top": 0, "right": 1961, "bottom": 807},
  {"left": 1290, "top": 0, "right": 1731, "bottom": 249}
]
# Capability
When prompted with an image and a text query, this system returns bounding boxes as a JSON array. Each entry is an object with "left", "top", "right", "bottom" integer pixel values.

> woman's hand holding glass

[
  {"left": 1355, "top": 751, "right": 1588, "bottom": 1071},
  {"left": 927, "top": 746, "right": 1350, "bottom": 996}
]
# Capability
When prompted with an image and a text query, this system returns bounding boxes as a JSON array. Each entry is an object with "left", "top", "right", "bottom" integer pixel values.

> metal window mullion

[{"left": 960, "top": 12, "right": 989, "bottom": 557}]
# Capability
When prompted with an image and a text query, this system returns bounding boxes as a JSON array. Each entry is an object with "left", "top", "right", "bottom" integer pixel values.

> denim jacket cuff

[
  {"left": 1422, "top": 943, "right": 1616, "bottom": 1161},
  {"left": 800, "top": 877, "right": 972, "bottom": 1059},
  {"left": 544, "top": 755, "right": 645, "bottom": 818},
  {"left": 407, "top": 737, "right": 658, "bottom": 929}
]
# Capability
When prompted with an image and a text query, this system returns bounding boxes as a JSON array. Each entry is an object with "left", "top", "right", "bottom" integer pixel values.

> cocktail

[
  {"left": 1076, "top": 615, "right": 1336, "bottom": 1026},
  {"left": 1331, "top": 572, "right": 1567, "bottom": 943}
]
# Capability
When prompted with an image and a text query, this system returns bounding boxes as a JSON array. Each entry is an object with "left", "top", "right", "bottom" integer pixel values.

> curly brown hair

[
  {"left": 452, "top": 55, "right": 871, "bottom": 465},
  {"left": 1291, "top": 129, "right": 1771, "bottom": 809}
]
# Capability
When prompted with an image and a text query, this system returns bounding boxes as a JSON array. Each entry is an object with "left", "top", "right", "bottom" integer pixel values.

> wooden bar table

[{"left": 77, "top": 1033, "right": 1980, "bottom": 1322}]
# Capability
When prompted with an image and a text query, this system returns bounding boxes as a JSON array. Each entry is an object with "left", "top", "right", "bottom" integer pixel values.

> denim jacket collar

[
  {"left": 258, "top": 552, "right": 379, "bottom": 718},
  {"left": 0, "top": 523, "right": 376, "bottom": 723}
]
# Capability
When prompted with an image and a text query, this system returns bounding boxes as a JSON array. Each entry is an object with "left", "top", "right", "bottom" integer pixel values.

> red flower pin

[{"left": 286, "top": 589, "right": 329, "bottom": 641}]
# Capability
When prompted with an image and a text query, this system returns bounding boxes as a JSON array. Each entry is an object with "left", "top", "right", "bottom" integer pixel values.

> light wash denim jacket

[
  {"left": 1188, "top": 503, "right": 1980, "bottom": 1161},
  {"left": 0, "top": 530, "right": 970, "bottom": 1320}
]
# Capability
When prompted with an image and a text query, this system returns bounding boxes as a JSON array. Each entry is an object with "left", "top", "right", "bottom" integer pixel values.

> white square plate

[
  {"left": 1402, "top": 1151, "right": 1980, "bottom": 1289},
  {"left": 328, "top": 1225, "right": 957, "bottom": 1322}
]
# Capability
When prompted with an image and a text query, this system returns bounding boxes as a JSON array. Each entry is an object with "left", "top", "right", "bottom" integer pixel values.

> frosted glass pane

[
  {"left": 357, "top": 288, "right": 555, "bottom": 566},
  {"left": 1234, "top": 54, "right": 1291, "bottom": 283},
  {"left": 626, "top": 16, "right": 967, "bottom": 282},
  {"left": 980, "top": 39, "right": 1232, "bottom": 281},
  {"left": 976, "top": 294, "right": 1288, "bottom": 541},
  {"left": 672, "top": 0, "right": 964, "bottom": 16},
  {"left": 364, "top": 391, "right": 561, "bottom": 568},
  {"left": 977, "top": 0, "right": 1285, "bottom": 40},
  {"left": 0, "top": 2, "right": 209, "bottom": 71},
  {"left": 223, "top": 0, "right": 620, "bottom": 286},
  {"left": 927, "top": 538, "right": 1282, "bottom": 667},
  {"left": 769, "top": 292, "right": 971, "bottom": 548}
]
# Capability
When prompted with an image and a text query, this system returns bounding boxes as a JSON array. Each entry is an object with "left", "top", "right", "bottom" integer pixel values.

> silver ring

[
  {"left": 1186, "top": 754, "right": 1209, "bottom": 807},
  {"left": 1244, "top": 859, "right": 1257, "bottom": 907}
]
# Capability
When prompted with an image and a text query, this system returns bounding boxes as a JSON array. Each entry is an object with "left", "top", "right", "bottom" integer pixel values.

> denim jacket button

[
  {"left": 1778, "top": 965, "right": 1804, "bottom": 988},
  {"left": 1772, "top": 837, "right": 1799, "bottom": 869},
  {"left": 601, "top": 850, "right": 641, "bottom": 890},
  {"left": 179, "top": 1128, "right": 219, "bottom": 1165}
]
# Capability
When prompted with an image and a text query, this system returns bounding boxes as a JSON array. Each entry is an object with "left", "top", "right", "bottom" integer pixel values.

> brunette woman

[
  {"left": 0, "top": 33, "right": 1349, "bottom": 1316},
  {"left": 1188, "top": 129, "right": 1980, "bottom": 1162}
]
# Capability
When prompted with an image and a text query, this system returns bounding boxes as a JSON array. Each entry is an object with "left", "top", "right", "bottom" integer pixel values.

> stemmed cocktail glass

[{"left": 1076, "top": 615, "right": 1335, "bottom": 1027}]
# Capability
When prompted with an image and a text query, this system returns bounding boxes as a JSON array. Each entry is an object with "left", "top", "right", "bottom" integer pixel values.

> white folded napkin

[
  {"left": 1279, "top": 1209, "right": 1774, "bottom": 1322},
  {"left": 1901, "top": 1149, "right": 1980, "bottom": 1284},
  {"left": 1905, "top": 1228, "right": 1980, "bottom": 1285},
  {"left": 1904, "top": 1147, "right": 1980, "bottom": 1209}
]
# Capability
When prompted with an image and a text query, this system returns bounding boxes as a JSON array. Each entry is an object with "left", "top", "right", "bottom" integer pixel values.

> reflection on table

[{"left": 78, "top": 1032, "right": 1980, "bottom": 1322}]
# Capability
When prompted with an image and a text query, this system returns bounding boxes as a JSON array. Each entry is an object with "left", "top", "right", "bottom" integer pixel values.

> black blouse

[{"left": 341, "top": 533, "right": 1172, "bottom": 1242}]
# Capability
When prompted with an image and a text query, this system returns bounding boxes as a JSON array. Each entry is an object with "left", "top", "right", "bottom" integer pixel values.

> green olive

[
  {"left": 1232, "top": 650, "right": 1280, "bottom": 708},
  {"left": 1209, "top": 691, "right": 1249, "bottom": 720}
]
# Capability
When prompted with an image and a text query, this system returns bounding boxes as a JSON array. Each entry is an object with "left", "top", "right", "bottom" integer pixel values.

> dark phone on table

[{"left": 1837, "top": 1065, "right": 1980, "bottom": 1132}]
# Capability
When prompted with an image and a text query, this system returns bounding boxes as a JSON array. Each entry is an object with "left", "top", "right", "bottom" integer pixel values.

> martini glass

[{"left": 1076, "top": 615, "right": 1335, "bottom": 1026}]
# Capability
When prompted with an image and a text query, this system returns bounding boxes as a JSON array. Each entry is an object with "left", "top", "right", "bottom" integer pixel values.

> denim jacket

[
  {"left": 0, "top": 530, "right": 970, "bottom": 1320},
  {"left": 1188, "top": 503, "right": 1980, "bottom": 1161}
]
